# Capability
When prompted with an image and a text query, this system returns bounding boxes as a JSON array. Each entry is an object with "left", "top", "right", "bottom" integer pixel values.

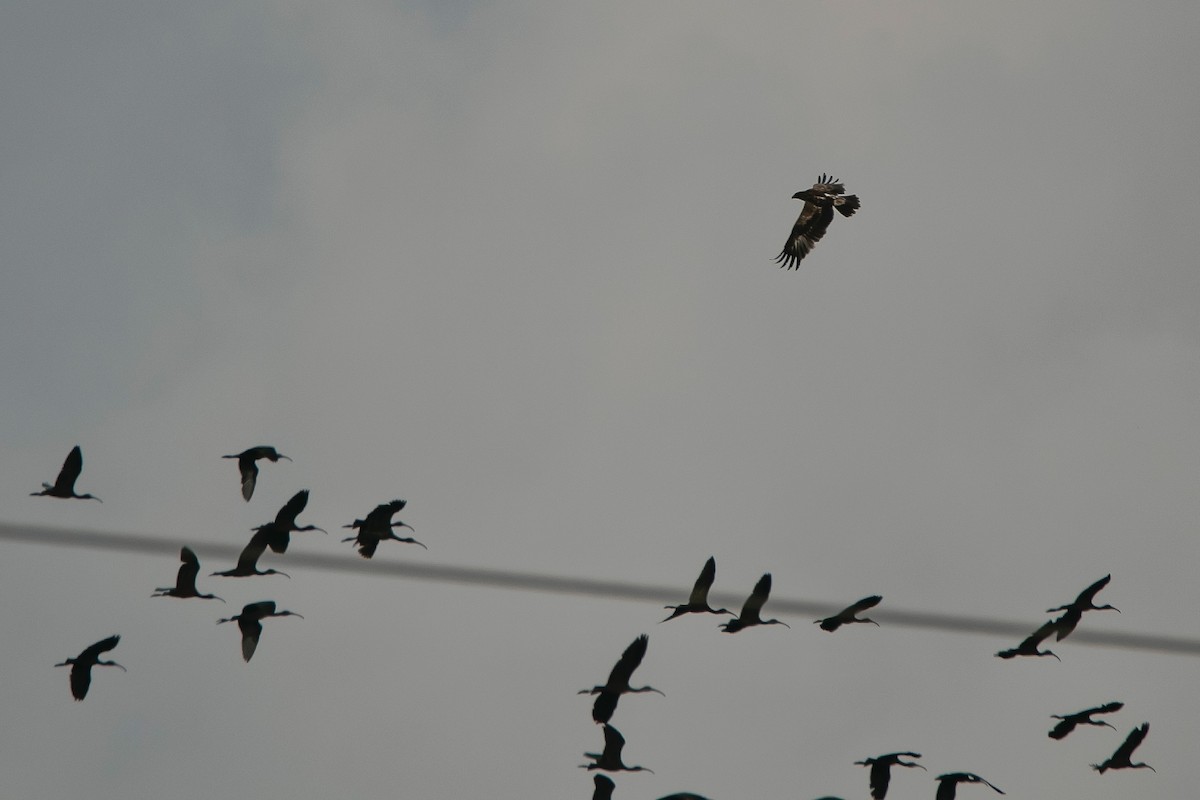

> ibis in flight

[
  {"left": 222, "top": 446, "right": 290, "bottom": 501},
  {"left": 218, "top": 600, "right": 303, "bottom": 662},
  {"left": 342, "top": 499, "right": 425, "bottom": 558},
  {"left": 661, "top": 557, "right": 733, "bottom": 622},
  {"left": 816, "top": 595, "right": 883, "bottom": 632},
  {"left": 720, "top": 573, "right": 790, "bottom": 633},
  {"left": 580, "top": 724, "right": 654, "bottom": 774},
  {"left": 1092, "top": 723, "right": 1154, "bottom": 774},
  {"left": 1048, "top": 701, "right": 1123, "bottom": 740},
  {"left": 210, "top": 528, "right": 290, "bottom": 578},
  {"left": 153, "top": 546, "right": 224, "bottom": 602},
  {"left": 31, "top": 445, "right": 100, "bottom": 501},
  {"left": 995, "top": 619, "right": 1061, "bottom": 661},
  {"left": 855, "top": 752, "right": 925, "bottom": 799},
  {"left": 580, "top": 634, "right": 664, "bottom": 724},
  {"left": 934, "top": 772, "right": 1004, "bottom": 800},
  {"left": 1047, "top": 574, "right": 1119, "bottom": 641},
  {"left": 252, "top": 489, "right": 326, "bottom": 553},
  {"left": 55, "top": 635, "right": 124, "bottom": 700}
]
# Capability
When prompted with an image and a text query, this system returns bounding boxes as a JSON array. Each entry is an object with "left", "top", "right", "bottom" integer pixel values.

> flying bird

[
  {"left": 1047, "top": 574, "right": 1119, "bottom": 641},
  {"left": 775, "top": 173, "right": 860, "bottom": 269},
  {"left": 222, "top": 446, "right": 290, "bottom": 501},
  {"left": 153, "top": 546, "right": 224, "bottom": 602},
  {"left": 580, "top": 724, "right": 654, "bottom": 774},
  {"left": 55, "top": 635, "right": 125, "bottom": 700},
  {"left": 252, "top": 489, "right": 326, "bottom": 554},
  {"left": 31, "top": 445, "right": 101, "bottom": 501},
  {"left": 210, "top": 528, "right": 290, "bottom": 578},
  {"left": 580, "top": 634, "right": 664, "bottom": 724},
  {"left": 1048, "top": 701, "right": 1124, "bottom": 740},
  {"left": 855, "top": 752, "right": 925, "bottom": 800},
  {"left": 661, "top": 556, "right": 733, "bottom": 622},
  {"left": 995, "top": 619, "right": 1061, "bottom": 661},
  {"left": 1092, "top": 723, "right": 1154, "bottom": 774},
  {"left": 217, "top": 600, "right": 303, "bottom": 662},
  {"left": 934, "top": 772, "right": 1004, "bottom": 800},
  {"left": 816, "top": 595, "right": 883, "bottom": 632},
  {"left": 720, "top": 573, "right": 790, "bottom": 633},
  {"left": 342, "top": 499, "right": 425, "bottom": 558}
]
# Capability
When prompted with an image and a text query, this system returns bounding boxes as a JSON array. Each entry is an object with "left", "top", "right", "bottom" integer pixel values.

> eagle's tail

[{"left": 835, "top": 195, "right": 860, "bottom": 217}]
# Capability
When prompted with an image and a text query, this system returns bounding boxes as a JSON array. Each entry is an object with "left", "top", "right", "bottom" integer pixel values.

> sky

[{"left": 2, "top": 1, "right": 1200, "bottom": 798}]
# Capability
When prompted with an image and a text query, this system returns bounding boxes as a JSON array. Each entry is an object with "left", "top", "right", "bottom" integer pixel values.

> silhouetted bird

[
  {"left": 55, "top": 635, "right": 124, "bottom": 700},
  {"left": 656, "top": 795, "right": 714, "bottom": 800},
  {"left": 996, "top": 619, "right": 1061, "bottom": 661},
  {"left": 1047, "top": 574, "right": 1119, "bottom": 641},
  {"left": 153, "top": 546, "right": 224, "bottom": 602},
  {"left": 661, "top": 556, "right": 733, "bottom": 622},
  {"left": 580, "top": 724, "right": 654, "bottom": 774},
  {"left": 210, "top": 528, "right": 290, "bottom": 578},
  {"left": 720, "top": 573, "right": 790, "bottom": 633},
  {"left": 593, "top": 774, "right": 615, "bottom": 800},
  {"left": 342, "top": 499, "right": 425, "bottom": 558},
  {"left": 816, "top": 595, "right": 883, "bottom": 632},
  {"left": 31, "top": 445, "right": 101, "bottom": 502},
  {"left": 580, "top": 634, "right": 664, "bottom": 724},
  {"left": 934, "top": 772, "right": 1004, "bottom": 800},
  {"left": 217, "top": 600, "right": 302, "bottom": 662},
  {"left": 222, "top": 446, "right": 290, "bottom": 501},
  {"left": 855, "top": 752, "right": 925, "bottom": 800},
  {"left": 1092, "top": 723, "right": 1154, "bottom": 774},
  {"left": 776, "top": 174, "right": 860, "bottom": 269},
  {"left": 252, "top": 489, "right": 326, "bottom": 554},
  {"left": 1049, "top": 701, "right": 1124, "bottom": 740}
]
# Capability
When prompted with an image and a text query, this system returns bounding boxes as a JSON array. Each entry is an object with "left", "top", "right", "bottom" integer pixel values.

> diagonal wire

[{"left": 2, "top": 521, "right": 1197, "bottom": 656}]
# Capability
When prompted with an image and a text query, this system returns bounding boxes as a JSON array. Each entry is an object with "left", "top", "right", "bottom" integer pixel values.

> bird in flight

[
  {"left": 217, "top": 600, "right": 303, "bottom": 662},
  {"left": 252, "top": 489, "right": 326, "bottom": 554},
  {"left": 855, "top": 751, "right": 925, "bottom": 799},
  {"left": 55, "top": 635, "right": 125, "bottom": 700},
  {"left": 222, "top": 446, "right": 290, "bottom": 501},
  {"left": 720, "top": 573, "right": 790, "bottom": 633},
  {"left": 661, "top": 556, "right": 733, "bottom": 622},
  {"left": 1092, "top": 723, "right": 1154, "bottom": 774},
  {"left": 580, "top": 634, "right": 664, "bottom": 724},
  {"left": 31, "top": 445, "right": 101, "bottom": 502},
  {"left": 816, "top": 595, "right": 883, "bottom": 632},
  {"left": 210, "top": 528, "right": 291, "bottom": 579},
  {"left": 1047, "top": 574, "right": 1119, "bottom": 641},
  {"left": 934, "top": 772, "right": 1004, "bottom": 800},
  {"left": 1048, "top": 701, "right": 1124, "bottom": 740},
  {"left": 775, "top": 173, "right": 860, "bottom": 269},
  {"left": 153, "top": 546, "right": 224, "bottom": 602},
  {"left": 342, "top": 499, "right": 425, "bottom": 558},
  {"left": 995, "top": 619, "right": 1061, "bottom": 661},
  {"left": 580, "top": 724, "right": 654, "bottom": 774}
]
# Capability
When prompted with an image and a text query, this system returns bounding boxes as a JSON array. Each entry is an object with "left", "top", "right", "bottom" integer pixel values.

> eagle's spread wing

[{"left": 776, "top": 202, "right": 834, "bottom": 269}]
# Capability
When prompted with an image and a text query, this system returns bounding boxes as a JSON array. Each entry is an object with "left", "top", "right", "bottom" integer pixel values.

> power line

[{"left": 3, "top": 521, "right": 1196, "bottom": 656}]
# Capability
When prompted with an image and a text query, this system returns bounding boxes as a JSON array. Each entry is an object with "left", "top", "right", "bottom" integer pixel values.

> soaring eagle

[{"left": 775, "top": 174, "right": 860, "bottom": 269}]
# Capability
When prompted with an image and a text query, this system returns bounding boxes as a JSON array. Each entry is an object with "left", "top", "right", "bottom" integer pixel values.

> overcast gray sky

[{"left": 3, "top": 2, "right": 1199, "bottom": 798}]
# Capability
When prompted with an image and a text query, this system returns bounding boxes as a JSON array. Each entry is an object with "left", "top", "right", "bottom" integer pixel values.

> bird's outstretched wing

[
  {"left": 776, "top": 203, "right": 835, "bottom": 269},
  {"left": 688, "top": 557, "right": 718, "bottom": 605},
  {"left": 276, "top": 490, "right": 310, "bottom": 527},
  {"left": 54, "top": 446, "right": 85, "bottom": 493}
]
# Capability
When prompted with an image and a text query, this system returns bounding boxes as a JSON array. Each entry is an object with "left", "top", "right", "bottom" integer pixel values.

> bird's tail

[{"left": 835, "top": 195, "right": 860, "bottom": 217}]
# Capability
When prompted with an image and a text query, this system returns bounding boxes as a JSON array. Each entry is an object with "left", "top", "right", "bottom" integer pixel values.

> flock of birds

[
  {"left": 36, "top": 444, "right": 427, "bottom": 696},
  {"left": 31, "top": 176, "right": 1155, "bottom": 798},
  {"left": 572, "top": 556, "right": 1154, "bottom": 800}
]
